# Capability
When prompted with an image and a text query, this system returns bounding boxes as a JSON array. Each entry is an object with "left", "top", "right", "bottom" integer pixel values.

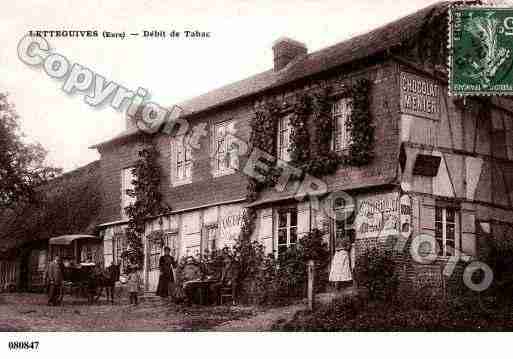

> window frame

[
  {"left": 277, "top": 114, "right": 292, "bottom": 162},
  {"left": 172, "top": 135, "right": 193, "bottom": 186},
  {"left": 332, "top": 97, "right": 353, "bottom": 152},
  {"left": 435, "top": 206, "right": 458, "bottom": 257},
  {"left": 202, "top": 224, "right": 218, "bottom": 255},
  {"left": 212, "top": 120, "right": 237, "bottom": 177},
  {"left": 275, "top": 207, "right": 298, "bottom": 258}
]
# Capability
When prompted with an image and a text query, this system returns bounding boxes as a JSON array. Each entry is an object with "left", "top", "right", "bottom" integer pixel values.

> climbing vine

[
  {"left": 299, "top": 85, "right": 341, "bottom": 176},
  {"left": 247, "top": 79, "right": 373, "bottom": 203},
  {"left": 347, "top": 78, "right": 374, "bottom": 166},
  {"left": 247, "top": 101, "right": 281, "bottom": 202},
  {"left": 123, "top": 143, "right": 165, "bottom": 267},
  {"left": 289, "top": 93, "right": 311, "bottom": 164}
]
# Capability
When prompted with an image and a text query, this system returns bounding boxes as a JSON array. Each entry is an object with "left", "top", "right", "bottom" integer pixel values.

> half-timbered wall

[{"left": 399, "top": 68, "right": 513, "bottom": 262}]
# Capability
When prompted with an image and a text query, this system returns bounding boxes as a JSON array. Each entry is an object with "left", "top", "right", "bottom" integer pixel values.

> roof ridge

[{"left": 92, "top": 1, "right": 450, "bottom": 149}]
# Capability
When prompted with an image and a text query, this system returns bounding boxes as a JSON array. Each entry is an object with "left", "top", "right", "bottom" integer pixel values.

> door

[{"left": 146, "top": 232, "right": 178, "bottom": 292}]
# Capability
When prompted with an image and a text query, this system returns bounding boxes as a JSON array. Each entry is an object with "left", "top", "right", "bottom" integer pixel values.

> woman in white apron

[{"left": 329, "top": 235, "right": 355, "bottom": 291}]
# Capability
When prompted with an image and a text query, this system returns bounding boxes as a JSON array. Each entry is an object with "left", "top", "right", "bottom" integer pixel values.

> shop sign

[
  {"left": 355, "top": 193, "right": 400, "bottom": 239},
  {"left": 400, "top": 72, "right": 441, "bottom": 120}
]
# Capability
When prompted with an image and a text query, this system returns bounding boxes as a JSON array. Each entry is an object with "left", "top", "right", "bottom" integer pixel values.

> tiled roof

[{"left": 92, "top": 1, "right": 449, "bottom": 148}]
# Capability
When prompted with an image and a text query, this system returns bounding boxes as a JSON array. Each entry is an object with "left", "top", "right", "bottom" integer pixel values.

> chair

[{"left": 217, "top": 259, "right": 238, "bottom": 305}]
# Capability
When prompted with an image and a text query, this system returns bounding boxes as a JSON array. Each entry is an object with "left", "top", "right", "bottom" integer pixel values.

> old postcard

[{"left": 1, "top": 0, "right": 513, "bottom": 357}]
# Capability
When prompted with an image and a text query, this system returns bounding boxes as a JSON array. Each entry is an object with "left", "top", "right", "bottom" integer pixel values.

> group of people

[
  {"left": 43, "top": 246, "right": 178, "bottom": 307},
  {"left": 46, "top": 241, "right": 352, "bottom": 306}
]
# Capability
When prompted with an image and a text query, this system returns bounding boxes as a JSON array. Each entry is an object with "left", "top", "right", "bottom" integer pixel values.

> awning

[{"left": 49, "top": 234, "right": 97, "bottom": 246}]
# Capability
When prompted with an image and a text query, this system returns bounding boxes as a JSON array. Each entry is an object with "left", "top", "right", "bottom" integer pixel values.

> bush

[
  {"left": 273, "top": 294, "right": 513, "bottom": 331},
  {"left": 355, "top": 247, "right": 398, "bottom": 301},
  {"left": 237, "top": 229, "right": 330, "bottom": 305}
]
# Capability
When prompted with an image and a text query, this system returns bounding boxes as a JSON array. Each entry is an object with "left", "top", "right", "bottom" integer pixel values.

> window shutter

[
  {"left": 297, "top": 202, "right": 310, "bottom": 237},
  {"left": 258, "top": 209, "right": 274, "bottom": 255}
]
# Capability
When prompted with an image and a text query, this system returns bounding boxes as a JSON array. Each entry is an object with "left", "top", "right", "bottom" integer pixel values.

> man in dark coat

[
  {"left": 156, "top": 247, "right": 176, "bottom": 298},
  {"left": 47, "top": 256, "right": 64, "bottom": 306}
]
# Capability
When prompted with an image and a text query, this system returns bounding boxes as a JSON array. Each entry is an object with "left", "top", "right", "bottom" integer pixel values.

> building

[
  {"left": 1, "top": 1, "right": 505, "bottom": 297},
  {"left": 0, "top": 161, "right": 102, "bottom": 292}
]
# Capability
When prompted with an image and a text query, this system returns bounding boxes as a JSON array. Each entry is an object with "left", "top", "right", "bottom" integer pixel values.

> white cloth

[{"left": 329, "top": 249, "right": 353, "bottom": 282}]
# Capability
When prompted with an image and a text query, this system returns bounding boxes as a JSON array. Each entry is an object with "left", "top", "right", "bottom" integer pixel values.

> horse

[
  {"left": 91, "top": 263, "right": 120, "bottom": 304},
  {"left": 61, "top": 263, "right": 120, "bottom": 305}
]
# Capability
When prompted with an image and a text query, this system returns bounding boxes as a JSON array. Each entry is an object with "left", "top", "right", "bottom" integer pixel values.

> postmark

[{"left": 449, "top": 6, "right": 513, "bottom": 96}]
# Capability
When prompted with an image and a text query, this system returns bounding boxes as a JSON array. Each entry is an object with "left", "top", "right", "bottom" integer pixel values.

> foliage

[
  {"left": 0, "top": 162, "right": 100, "bottom": 254},
  {"left": 273, "top": 295, "right": 513, "bottom": 331},
  {"left": 355, "top": 247, "right": 398, "bottom": 301},
  {"left": 123, "top": 143, "right": 165, "bottom": 267},
  {"left": 346, "top": 79, "right": 374, "bottom": 166},
  {"left": 0, "top": 92, "right": 61, "bottom": 209},
  {"left": 247, "top": 102, "right": 281, "bottom": 202},
  {"left": 291, "top": 86, "right": 343, "bottom": 177},
  {"left": 247, "top": 81, "right": 373, "bottom": 202},
  {"left": 289, "top": 93, "right": 311, "bottom": 164},
  {"left": 233, "top": 224, "right": 330, "bottom": 305}
]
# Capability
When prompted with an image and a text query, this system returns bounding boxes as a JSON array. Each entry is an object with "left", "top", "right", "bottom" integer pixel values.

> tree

[{"left": 0, "top": 92, "right": 61, "bottom": 209}]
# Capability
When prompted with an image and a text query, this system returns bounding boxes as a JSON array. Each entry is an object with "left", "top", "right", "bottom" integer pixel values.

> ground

[{"left": 0, "top": 293, "right": 304, "bottom": 331}]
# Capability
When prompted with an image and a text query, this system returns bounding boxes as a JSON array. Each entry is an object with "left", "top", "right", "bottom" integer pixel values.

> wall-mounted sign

[
  {"left": 400, "top": 194, "right": 412, "bottom": 239},
  {"left": 355, "top": 193, "right": 400, "bottom": 239},
  {"left": 400, "top": 72, "right": 441, "bottom": 120},
  {"left": 218, "top": 207, "right": 245, "bottom": 244}
]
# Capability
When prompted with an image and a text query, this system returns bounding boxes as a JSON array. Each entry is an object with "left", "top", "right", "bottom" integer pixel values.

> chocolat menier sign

[{"left": 400, "top": 72, "right": 441, "bottom": 121}]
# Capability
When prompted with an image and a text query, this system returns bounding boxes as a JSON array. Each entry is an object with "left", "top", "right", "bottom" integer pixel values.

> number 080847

[{"left": 8, "top": 341, "right": 39, "bottom": 350}]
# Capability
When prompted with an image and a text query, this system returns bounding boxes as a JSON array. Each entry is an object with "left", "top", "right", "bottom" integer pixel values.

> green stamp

[{"left": 450, "top": 6, "right": 513, "bottom": 95}]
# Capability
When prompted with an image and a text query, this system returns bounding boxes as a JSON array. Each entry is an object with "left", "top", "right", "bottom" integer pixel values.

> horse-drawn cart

[{"left": 47, "top": 234, "right": 119, "bottom": 304}]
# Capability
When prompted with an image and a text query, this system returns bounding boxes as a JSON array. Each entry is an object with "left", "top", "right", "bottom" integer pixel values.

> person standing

[
  {"left": 127, "top": 266, "right": 141, "bottom": 305},
  {"left": 47, "top": 256, "right": 64, "bottom": 306},
  {"left": 329, "top": 232, "right": 355, "bottom": 291},
  {"left": 156, "top": 247, "right": 176, "bottom": 298}
]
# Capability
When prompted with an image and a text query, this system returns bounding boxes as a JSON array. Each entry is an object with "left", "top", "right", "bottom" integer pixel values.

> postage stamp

[{"left": 449, "top": 6, "right": 513, "bottom": 96}]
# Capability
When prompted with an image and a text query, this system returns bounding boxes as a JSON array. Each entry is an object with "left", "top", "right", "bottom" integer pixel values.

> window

[
  {"left": 148, "top": 239, "right": 161, "bottom": 270},
  {"left": 276, "top": 208, "right": 298, "bottom": 257},
  {"left": 149, "top": 232, "right": 178, "bottom": 270},
  {"left": 277, "top": 115, "right": 292, "bottom": 161},
  {"left": 121, "top": 167, "right": 136, "bottom": 216},
  {"left": 164, "top": 232, "right": 178, "bottom": 258},
  {"left": 435, "top": 206, "right": 457, "bottom": 256},
  {"left": 203, "top": 225, "right": 218, "bottom": 254},
  {"left": 333, "top": 197, "right": 355, "bottom": 252},
  {"left": 172, "top": 135, "right": 192, "bottom": 185},
  {"left": 213, "top": 121, "right": 237, "bottom": 175},
  {"left": 333, "top": 98, "right": 352, "bottom": 151},
  {"left": 37, "top": 250, "right": 47, "bottom": 272},
  {"left": 185, "top": 245, "right": 200, "bottom": 257},
  {"left": 113, "top": 231, "right": 128, "bottom": 269}
]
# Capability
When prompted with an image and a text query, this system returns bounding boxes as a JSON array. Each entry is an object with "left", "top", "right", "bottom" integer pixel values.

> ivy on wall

[
  {"left": 347, "top": 78, "right": 374, "bottom": 166},
  {"left": 123, "top": 143, "right": 165, "bottom": 267},
  {"left": 289, "top": 93, "right": 311, "bottom": 164},
  {"left": 247, "top": 101, "right": 281, "bottom": 203},
  {"left": 247, "top": 79, "right": 373, "bottom": 203},
  {"left": 297, "top": 85, "right": 341, "bottom": 176}
]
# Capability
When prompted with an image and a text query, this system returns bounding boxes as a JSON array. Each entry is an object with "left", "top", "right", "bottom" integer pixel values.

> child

[{"left": 126, "top": 266, "right": 141, "bottom": 305}]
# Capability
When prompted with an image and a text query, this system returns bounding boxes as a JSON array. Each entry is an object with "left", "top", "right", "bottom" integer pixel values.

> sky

[{"left": 0, "top": 0, "right": 444, "bottom": 172}]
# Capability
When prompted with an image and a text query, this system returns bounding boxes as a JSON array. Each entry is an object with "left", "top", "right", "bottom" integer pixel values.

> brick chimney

[{"left": 272, "top": 37, "right": 307, "bottom": 71}]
